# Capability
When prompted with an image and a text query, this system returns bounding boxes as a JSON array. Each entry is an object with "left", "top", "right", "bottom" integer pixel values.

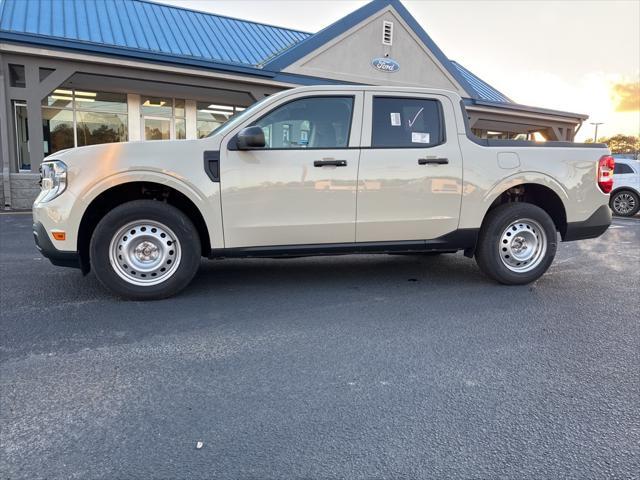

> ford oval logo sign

[{"left": 372, "top": 57, "right": 400, "bottom": 73}]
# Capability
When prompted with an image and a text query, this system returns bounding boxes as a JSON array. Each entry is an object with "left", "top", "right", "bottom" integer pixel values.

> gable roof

[
  {"left": 0, "top": 0, "right": 515, "bottom": 104},
  {"left": 263, "top": 0, "right": 494, "bottom": 101}
]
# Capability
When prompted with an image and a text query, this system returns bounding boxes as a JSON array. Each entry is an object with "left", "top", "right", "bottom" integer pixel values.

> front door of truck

[
  {"left": 220, "top": 93, "right": 363, "bottom": 248},
  {"left": 356, "top": 93, "right": 463, "bottom": 242}
]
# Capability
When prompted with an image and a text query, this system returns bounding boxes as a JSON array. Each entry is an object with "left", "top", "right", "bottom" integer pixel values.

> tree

[{"left": 585, "top": 134, "right": 639, "bottom": 155}]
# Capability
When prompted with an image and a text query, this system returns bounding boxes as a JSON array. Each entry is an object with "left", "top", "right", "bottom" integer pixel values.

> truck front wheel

[
  {"left": 475, "top": 203, "right": 557, "bottom": 285},
  {"left": 90, "top": 200, "right": 201, "bottom": 300}
]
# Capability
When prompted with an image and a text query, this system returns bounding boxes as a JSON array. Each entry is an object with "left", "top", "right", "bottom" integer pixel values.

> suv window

[
  {"left": 372, "top": 97, "right": 444, "bottom": 148},
  {"left": 614, "top": 163, "right": 634, "bottom": 174},
  {"left": 252, "top": 96, "right": 353, "bottom": 149}
]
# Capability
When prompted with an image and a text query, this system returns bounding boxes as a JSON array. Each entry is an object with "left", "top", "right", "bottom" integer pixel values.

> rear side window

[
  {"left": 614, "top": 163, "right": 634, "bottom": 174},
  {"left": 372, "top": 97, "right": 444, "bottom": 148}
]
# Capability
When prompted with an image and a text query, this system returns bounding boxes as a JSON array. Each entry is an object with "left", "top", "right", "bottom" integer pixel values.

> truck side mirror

[{"left": 236, "top": 126, "right": 266, "bottom": 150}]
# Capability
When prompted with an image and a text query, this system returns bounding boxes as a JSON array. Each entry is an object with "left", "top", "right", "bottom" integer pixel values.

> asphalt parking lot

[{"left": 1, "top": 212, "right": 639, "bottom": 479}]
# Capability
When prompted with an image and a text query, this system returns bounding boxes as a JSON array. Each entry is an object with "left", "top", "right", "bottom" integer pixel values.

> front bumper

[
  {"left": 33, "top": 222, "right": 82, "bottom": 269},
  {"left": 563, "top": 204, "right": 612, "bottom": 242}
]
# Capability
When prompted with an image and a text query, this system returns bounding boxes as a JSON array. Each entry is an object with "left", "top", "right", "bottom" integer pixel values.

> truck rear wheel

[
  {"left": 475, "top": 203, "right": 557, "bottom": 285},
  {"left": 90, "top": 200, "right": 201, "bottom": 300}
]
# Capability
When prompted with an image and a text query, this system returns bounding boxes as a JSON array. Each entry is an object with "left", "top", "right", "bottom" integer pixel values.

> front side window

[
  {"left": 372, "top": 97, "right": 443, "bottom": 148},
  {"left": 252, "top": 96, "right": 354, "bottom": 149}
]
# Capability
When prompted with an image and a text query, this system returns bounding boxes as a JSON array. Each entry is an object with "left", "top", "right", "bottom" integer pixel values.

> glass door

[
  {"left": 13, "top": 101, "right": 30, "bottom": 171},
  {"left": 140, "top": 97, "right": 185, "bottom": 141}
]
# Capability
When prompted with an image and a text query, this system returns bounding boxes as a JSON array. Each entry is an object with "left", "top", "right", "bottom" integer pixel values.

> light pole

[{"left": 590, "top": 122, "right": 603, "bottom": 142}]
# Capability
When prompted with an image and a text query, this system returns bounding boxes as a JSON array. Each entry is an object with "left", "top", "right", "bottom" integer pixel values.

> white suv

[{"left": 610, "top": 157, "right": 640, "bottom": 217}]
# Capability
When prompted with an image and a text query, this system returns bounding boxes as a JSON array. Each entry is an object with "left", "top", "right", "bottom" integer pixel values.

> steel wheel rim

[
  {"left": 499, "top": 218, "right": 547, "bottom": 273},
  {"left": 108, "top": 220, "right": 181, "bottom": 286},
  {"left": 613, "top": 193, "right": 636, "bottom": 215}
]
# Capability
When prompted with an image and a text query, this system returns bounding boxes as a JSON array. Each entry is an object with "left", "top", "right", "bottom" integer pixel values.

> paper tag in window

[
  {"left": 412, "top": 132, "right": 430, "bottom": 143},
  {"left": 390, "top": 112, "right": 401, "bottom": 126}
]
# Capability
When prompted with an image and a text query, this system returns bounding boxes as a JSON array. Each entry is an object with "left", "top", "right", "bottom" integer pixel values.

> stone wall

[{"left": 9, "top": 173, "right": 40, "bottom": 210}]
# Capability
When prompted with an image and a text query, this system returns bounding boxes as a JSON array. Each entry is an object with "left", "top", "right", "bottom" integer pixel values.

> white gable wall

[{"left": 282, "top": 7, "right": 469, "bottom": 95}]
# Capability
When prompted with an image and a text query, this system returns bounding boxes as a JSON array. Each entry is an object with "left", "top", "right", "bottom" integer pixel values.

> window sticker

[
  {"left": 411, "top": 132, "right": 430, "bottom": 144},
  {"left": 390, "top": 112, "right": 401, "bottom": 126}
]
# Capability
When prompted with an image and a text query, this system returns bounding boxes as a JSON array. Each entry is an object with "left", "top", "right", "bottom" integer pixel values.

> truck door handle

[
  {"left": 314, "top": 160, "right": 347, "bottom": 167},
  {"left": 418, "top": 158, "right": 448, "bottom": 165}
]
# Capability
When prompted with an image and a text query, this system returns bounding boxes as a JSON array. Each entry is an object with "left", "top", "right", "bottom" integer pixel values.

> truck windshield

[{"left": 206, "top": 96, "right": 272, "bottom": 138}]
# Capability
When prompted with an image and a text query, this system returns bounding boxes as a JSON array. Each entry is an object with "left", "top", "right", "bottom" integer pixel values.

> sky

[{"left": 157, "top": 0, "right": 639, "bottom": 141}]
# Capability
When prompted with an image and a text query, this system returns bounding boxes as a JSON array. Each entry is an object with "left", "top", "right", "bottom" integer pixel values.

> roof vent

[{"left": 382, "top": 21, "right": 393, "bottom": 46}]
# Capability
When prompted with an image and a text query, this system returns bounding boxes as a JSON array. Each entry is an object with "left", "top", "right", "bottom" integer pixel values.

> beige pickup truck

[{"left": 33, "top": 86, "right": 613, "bottom": 299}]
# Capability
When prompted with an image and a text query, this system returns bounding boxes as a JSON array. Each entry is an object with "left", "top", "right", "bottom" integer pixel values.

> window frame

[
  {"left": 370, "top": 95, "right": 447, "bottom": 149},
  {"left": 230, "top": 95, "right": 356, "bottom": 151}
]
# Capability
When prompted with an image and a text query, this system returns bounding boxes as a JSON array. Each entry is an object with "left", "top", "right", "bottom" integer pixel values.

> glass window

[
  {"left": 251, "top": 96, "right": 353, "bottom": 149},
  {"left": 372, "top": 97, "right": 443, "bottom": 148},
  {"left": 141, "top": 96, "right": 173, "bottom": 117},
  {"left": 42, "top": 89, "right": 74, "bottom": 108},
  {"left": 12, "top": 101, "right": 30, "bottom": 171},
  {"left": 76, "top": 91, "right": 127, "bottom": 114},
  {"left": 174, "top": 99, "right": 185, "bottom": 118},
  {"left": 42, "top": 108, "right": 74, "bottom": 155},
  {"left": 41, "top": 89, "right": 128, "bottom": 154},
  {"left": 614, "top": 163, "right": 634, "bottom": 174},
  {"left": 9, "top": 64, "right": 25, "bottom": 88},
  {"left": 144, "top": 118, "right": 171, "bottom": 140},
  {"left": 175, "top": 118, "right": 186, "bottom": 140},
  {"left": 196, "top": 102, "right": 238, "bottom": 139},
  {"left": 76, "top": 111, "right": 128, "bottom": 147}
]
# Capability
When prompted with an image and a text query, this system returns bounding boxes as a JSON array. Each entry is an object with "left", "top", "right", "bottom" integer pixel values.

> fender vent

[{"left": 203, "top": 150, "right": 220, "bottom": 182}]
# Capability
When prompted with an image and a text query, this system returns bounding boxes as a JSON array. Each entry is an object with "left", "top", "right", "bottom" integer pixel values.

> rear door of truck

[{"left": 356, "top": 92, "right": 463, "bottom": 242}]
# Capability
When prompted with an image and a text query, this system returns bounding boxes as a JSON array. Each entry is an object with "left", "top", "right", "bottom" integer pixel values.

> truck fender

[{"left": 72, "top": 170, "right": 223, "bottom": 249}]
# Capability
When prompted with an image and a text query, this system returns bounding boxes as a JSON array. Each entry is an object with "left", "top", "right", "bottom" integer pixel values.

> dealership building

[{"left": 0, "top": 0, "right": 589, "bottom": 208}]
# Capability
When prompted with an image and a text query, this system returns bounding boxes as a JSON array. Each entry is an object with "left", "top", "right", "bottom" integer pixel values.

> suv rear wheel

[
  {"left": 475, "top": 203, "right": 557, "bottom": 285},
  {"left": 90, "top": 200, "right": 201, "bottom": 300},
  {"left": 610, "top": 190, "right": 639, "bottom": 217}
]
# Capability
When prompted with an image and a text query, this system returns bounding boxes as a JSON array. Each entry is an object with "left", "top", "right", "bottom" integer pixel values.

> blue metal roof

[
  {"left": 0, "top": 0, "right": 310, "bottom": 67},
  {"left": 450, "top": 61, "right": 513, "bottom": 103}
]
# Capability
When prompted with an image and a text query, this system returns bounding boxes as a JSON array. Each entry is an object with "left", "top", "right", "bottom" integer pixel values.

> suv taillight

[{"left": 597, "top": 155, "right": 615, "bottom": 193}]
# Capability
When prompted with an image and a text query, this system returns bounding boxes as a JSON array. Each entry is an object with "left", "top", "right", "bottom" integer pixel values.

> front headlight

[{"left": 39, "top": 160, "right": 67, "bottom": 202}]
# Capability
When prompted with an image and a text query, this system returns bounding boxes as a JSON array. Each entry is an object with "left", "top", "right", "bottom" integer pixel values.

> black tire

[
  {"left": 90, "top": 200, "right": 201, "bottom": 300},
  {"left": 475, "top": 203, "right": 557, "bottom": 285},
  {"left": 610, "top": 190, "right": 640, "bottom": 217}
]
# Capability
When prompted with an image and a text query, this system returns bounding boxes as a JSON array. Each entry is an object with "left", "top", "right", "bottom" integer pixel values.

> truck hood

[{"left": 44, "top": 138, "right": 222, "bottom": 170}]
